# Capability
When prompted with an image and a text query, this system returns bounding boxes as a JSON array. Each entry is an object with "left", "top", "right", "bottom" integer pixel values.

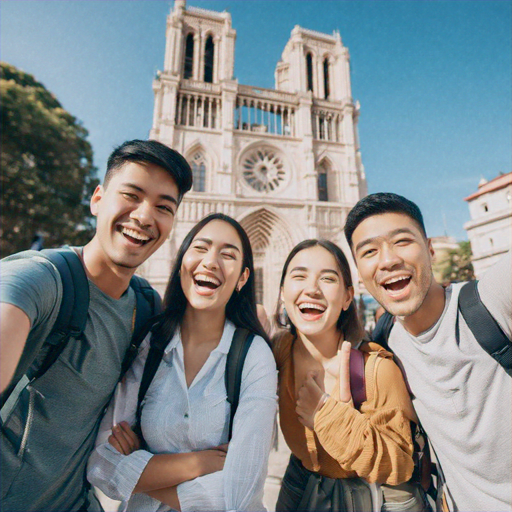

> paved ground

[{"left": 263, "top": 425, "right": 290, "bottom": 512}]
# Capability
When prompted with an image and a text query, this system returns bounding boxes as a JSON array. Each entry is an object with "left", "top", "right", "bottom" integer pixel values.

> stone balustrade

[
  {"left": 311, "top": 107, "right": 342, "bottom": 142},
  {"left": 178, "top": 196, "right": 235, "bottom": 221},
  {"left": 176, "top": 91, "right": 222, "bottom": 130},
  {"left": 235, "top": 89, "right": 297, "bottom": 137}
]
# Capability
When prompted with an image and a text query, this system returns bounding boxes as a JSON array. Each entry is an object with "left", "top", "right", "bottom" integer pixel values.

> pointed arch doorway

[{"left": 240, "top": 208, "right": 296, "bottom": 317}]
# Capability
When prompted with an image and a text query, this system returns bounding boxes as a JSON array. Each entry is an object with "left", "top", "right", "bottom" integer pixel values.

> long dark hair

[
  {"left": 150, "top": 213, "right": 270, "bottom": 348},
  {"left": 274, "top": 239, "right": 363, "bottom": 342}
]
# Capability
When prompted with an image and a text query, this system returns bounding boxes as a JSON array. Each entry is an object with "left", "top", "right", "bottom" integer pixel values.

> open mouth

[
  {"left": 297, "top": 302, "right": 326, "bottom": 321},
  {"left": 381, "top": 276, "right": 411, "bottom": 296},
  {"left": 194, "top": 274, "right": 221, "bottom": 292},
  {"left": 120, "top": 226, "right": 152, "bottom": 246}
]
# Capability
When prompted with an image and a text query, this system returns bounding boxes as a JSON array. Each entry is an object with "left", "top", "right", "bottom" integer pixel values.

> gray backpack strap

[
  {"left": 1, "top": 249, "right": 89, "bottom": 409},
  {"left": 225, "top": 328, "right": 255, "bottom": 440},
  {"left": 458, "top": 280, "right": 512, "bottom": 375},
  {"left": 120, "top": 276, "right": 162, "bottom": 378},
  {"left": 29, "top": 249, "right": 89, "bottom": 380}
]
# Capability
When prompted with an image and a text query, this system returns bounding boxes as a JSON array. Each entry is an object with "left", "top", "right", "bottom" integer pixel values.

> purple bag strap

[{"left": 349, "top": 348, "right": 366, "bottom": 410}]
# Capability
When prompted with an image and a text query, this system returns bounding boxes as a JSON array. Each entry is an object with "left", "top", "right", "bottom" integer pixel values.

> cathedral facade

[{"left": 140, "top": 0, "right": 367, "bottom": 314}]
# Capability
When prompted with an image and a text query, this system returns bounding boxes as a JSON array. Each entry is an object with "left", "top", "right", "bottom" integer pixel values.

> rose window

[{"left": 242, "top": 148, "right": 286, "bottom": 192}]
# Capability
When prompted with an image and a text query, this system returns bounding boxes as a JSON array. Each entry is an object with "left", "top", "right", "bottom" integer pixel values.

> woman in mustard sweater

[{"left": 273, "top": 239, "right": 431, "bottom": 512}]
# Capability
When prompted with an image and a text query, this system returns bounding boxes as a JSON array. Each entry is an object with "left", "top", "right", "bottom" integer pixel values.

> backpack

[
  {"left": 372, "top": 280, "right": 512, "bottom": 376},
  {"left": 133, "top": 327, "right": 256, "bottom": 442},
  {"left": 349, "top": 347, "right": 434, "bottom": 507},
  {"left": 1, "top": 247, "right": 161, "bottom": 412}
]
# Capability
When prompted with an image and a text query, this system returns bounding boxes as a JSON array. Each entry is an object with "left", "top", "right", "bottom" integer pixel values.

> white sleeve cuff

[{"left": 88, "top": 444, "right": 153, "bottom": 502}]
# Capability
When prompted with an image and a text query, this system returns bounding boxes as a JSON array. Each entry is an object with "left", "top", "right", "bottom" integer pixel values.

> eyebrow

[
  {"left": 355, "top": 227, "right": 417, "bottom": 253},
  {"left": 123, "top": 183, "right": 178, "bottom": 205},
  {"left": 193, "top": 237, "right": 242, "bottom": 253},
  {"left": 289, "top": 266, "right": 339, "bottom": 276}
]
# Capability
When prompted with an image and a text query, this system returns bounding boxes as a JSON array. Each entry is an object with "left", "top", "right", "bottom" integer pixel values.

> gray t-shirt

[
  {"left": 1, "top": 248, "right": 136, "bottom": 511},
  {"left": 388, "top": 253, "right": 511, "bottom": 512}
]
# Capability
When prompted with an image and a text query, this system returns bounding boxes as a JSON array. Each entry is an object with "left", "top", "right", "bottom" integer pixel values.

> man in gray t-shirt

[
  {"left": 0, "top": 140, "right": 192, "bottom": 511},
  {"left": 345, "top": 193, "right": 511, "bottom": 512}
]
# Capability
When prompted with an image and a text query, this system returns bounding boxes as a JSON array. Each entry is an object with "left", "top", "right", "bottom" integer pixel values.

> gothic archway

[{"left": 239, "top": 208, "right": 296, "bottom": 316}]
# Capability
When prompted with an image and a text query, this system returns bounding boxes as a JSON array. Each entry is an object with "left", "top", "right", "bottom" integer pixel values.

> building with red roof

[{"left": 464, "top": 171, "right": 512, "bottom": 277}]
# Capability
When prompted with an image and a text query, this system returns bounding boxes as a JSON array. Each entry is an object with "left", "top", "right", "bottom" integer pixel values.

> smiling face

[
  {"left": 281, "top": 245, "right": 353, "bottom": 342},
  {"left": 90, "top": 161, "right": 179, "bottom": 271},
  {"left": 180, "top": 219, "right": 249, "bottom": 314},
  {"left": 351, "top": 212, "right": 435, "bottom": 318}
]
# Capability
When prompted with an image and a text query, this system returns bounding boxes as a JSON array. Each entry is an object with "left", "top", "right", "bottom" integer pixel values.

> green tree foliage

[
  {"left": 441, "top": 241, "right": 475, "bottom": 284},
  {"left": 1, "top": 62, "right": 99, "bottom": 257}
]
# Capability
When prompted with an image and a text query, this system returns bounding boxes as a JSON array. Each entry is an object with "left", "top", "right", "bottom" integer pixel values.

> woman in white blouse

[{"left": 88, "top": 213, "right": 278, "bottom": 512}]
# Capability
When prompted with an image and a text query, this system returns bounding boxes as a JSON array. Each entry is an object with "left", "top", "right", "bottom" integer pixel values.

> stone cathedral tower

[{"left": 140, "top": 0, "right": 367, "bottom": 314}]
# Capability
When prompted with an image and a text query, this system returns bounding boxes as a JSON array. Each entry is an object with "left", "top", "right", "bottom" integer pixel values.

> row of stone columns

[
  {"left": 176, "top": 93, "right": 221, "bottom": 129},
  {"left": 235, "top": 99, "right": 296, "bottom": 136},
  {"left": 312, "top": 110, "right": 341, "bottom": 142}
]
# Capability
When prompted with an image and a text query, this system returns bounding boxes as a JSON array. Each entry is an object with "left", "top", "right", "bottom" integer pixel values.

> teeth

[
  {"left": 383, "top": 276, "right": 409, "bottom": 285},
  {"left": 122, "top": 227, "right": 150, "bottom": 241},
  {"left": 195, "top": 274, "right": 221, "bottom": 286},
  {"left": 298, "top": 303, "right": 326, "bottom": 312}
]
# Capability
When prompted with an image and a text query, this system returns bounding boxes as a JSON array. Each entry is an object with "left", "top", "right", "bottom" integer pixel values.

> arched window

[
  {"left": 204, "top": 36, "right": 214, "bottom": 83},
  {"left": 323, "top": 58, "right": 330, "bottom": 99},
  {"left": 184, "top": 33, "right": 194, "bottom": 79},
  {"left": 191, "top": 151, "right": 206, "bottom": 192},
  {"left": 306, "top": 53, "right": 313, "bottom": 92},
  {"left": 318, "top": 165, "right": 328, "bottom": 201}
]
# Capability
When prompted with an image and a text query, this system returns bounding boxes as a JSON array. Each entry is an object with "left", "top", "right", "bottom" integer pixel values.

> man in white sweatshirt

[{"left": 345, "top": 192, "right": 511, "bottom": 512}]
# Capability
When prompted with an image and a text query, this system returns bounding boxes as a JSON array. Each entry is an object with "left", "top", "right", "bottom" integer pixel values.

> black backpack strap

[
  {"left": 371, "top": 311, "right": 394, "bottom": 351},
  {"left": 458, "top": 280, "right": 511, "bottom": 375},
  {"left": 133, "top": 336, "right": 166, "bottom": 441},
  {"left": 29, "top": 249, "right": 89, "bottom": 380},
  {"left": 225, "top": 328, "right": 255, "bottom": 440},
  {"left": 120, "top": 276, "right": 162, "bottom": 378},
  {"left": 130, "top": 275, "right": 162, "bottom": 335}
]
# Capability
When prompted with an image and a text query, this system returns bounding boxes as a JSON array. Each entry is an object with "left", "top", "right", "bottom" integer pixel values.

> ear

[
  {"left": 237, "top": 267, "right": 250, "bottom": 292},
  {"left": 343, "top": 286, "right": 355, "bottom": 311},
  {"left": 427, "top": 238, "right": 435, "bottom": 260},
  {"left": 90, "top": 185, "right": 104, "bottom": 217}
]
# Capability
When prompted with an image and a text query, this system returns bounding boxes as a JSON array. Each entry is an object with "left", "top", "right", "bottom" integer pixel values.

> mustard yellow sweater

[{"left": 274, "top": 333, "right": 416, "bottom": 485}]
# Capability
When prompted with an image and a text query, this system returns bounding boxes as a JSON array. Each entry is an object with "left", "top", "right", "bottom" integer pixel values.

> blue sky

[{"left": 1, "top": 0, "right": 511, "bottom": 240}]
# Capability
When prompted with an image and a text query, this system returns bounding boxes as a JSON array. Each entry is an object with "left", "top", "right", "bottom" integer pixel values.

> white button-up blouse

[{"left": 88, "top": 320, "right": 278, "bottom": 512}]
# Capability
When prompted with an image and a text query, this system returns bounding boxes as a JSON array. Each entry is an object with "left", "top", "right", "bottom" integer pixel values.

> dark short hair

[
  {"left": 104, "top": 139, "right": 193, "bottom": 202},
  {"left": 344, "top": 192, "right": 427, "bottom": 248},
  {"left": 274, "top": 239, "right": 364, "bottom": 343},
  {"left": 150, "top": 213, "right": 270, "bottom": 350}
]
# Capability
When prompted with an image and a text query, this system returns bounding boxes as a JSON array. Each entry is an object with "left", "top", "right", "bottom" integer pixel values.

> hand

[
  {"left": 296, "top": 371, "right": 325, "bottom": 430},
  {"left": 338, "top": 341, "right": 353, "bottom": 403},
  {"left": 196, "top": 445, "right": 228, "bottom": 475},
  {"left": 108, "top": 421, "right": 141, "bottom": 455}
]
